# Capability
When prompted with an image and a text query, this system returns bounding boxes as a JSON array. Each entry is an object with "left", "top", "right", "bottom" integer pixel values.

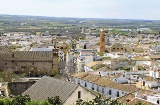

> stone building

[
  {"left": 0, "top": 46, "right": 59, "bottom": 76},
  {"left": 110, "top": 43, "right": 125, "bottom": 52}
]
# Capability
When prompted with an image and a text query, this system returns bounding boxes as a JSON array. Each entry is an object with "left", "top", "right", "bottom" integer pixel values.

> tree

[
  {"left": 12, "top": 95, "right": 31, "bottom": 105},
  {"left": 76, "top": 99, "right": 84, "bottom": 105},
  {"left": 135, "top": 101, "right": 145, "bottom": 105},
  {"left": 47, "top": 96, "right": 62, "bottom": 105},
  {"left": 26, "top": 100, "right": 51, "bottom": 105},
  {"left": 75, "top": 95, "right": 123, "bottom": 105},
  {"left": 0, "top": 99, "right": 4, "bottom": 105},
  {"left": 93, "top": 95, "right": 105, "bottom": 105}
]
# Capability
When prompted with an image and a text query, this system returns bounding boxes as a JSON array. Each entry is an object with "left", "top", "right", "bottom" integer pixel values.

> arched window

[{"left": 157, "top": 100, "right": 159, "bottom": 104}]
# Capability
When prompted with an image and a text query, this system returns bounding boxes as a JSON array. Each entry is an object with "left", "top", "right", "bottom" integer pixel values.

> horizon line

[{"left": 0, "top": 14, "right": 160, "bottom": 21}]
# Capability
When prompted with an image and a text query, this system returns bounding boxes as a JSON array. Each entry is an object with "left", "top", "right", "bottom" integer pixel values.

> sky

[{"left": 0, "top": 0, "right": 160, "bottom": 20}]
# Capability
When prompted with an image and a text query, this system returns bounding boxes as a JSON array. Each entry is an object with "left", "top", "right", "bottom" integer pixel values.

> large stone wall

[{"left": 8, "top": 81, "right": 36, "bottom": 96}]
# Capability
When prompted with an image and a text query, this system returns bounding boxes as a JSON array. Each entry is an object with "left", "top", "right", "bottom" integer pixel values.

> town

[{"left": 0, "top": 14, "right": 159, "bottom": 105}]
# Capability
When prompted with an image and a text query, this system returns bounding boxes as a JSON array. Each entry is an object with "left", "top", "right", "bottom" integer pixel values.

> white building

[{"left": 72, "top": 72, "right": 139, "bottom": 99}]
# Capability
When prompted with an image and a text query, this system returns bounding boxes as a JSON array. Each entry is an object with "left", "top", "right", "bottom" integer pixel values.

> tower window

[{"left": 102, "top": 38, "right": 105, "bottom": 41}]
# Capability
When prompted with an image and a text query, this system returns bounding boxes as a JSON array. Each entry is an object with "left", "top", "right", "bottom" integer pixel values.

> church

[{"left": 0, "top": 46, "right": 59, "bottom": 76}]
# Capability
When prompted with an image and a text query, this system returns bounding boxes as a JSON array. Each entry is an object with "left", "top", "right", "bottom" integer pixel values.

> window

[
  {"left": 143, "top": 81, "right": 145, "bottom": 86},
  {"left": 102, "top": 88, "right": 104, "bottom": 94},
  {"left": 157, "top": 100, "right": 159, "bottom": 104},
  {"left": 97, "top": 86, "right": 99, "bottom": 92},
  {"left": 109, "top": 90, "right": 112, "bottom": 95},
  {"left": 84, "top": 82, "right": 87, "bottom": 87},
  {"left": 5, "top": 63, "right": 7, "bottom": 66},
  {"left": 78, "top": 80, "right": 80, "bottom": 85},
  {"left": 32, "top": 63, "right": 34, "bottom": 65},
  {"left": 102, "top": 38, "right": 105, "bottom": 41},
  {"left": 117, "top": 91, "right": 120, "bottom": 97},
  {"left": 78, "top": 91, "right": 81, "bottom": 99},
  {"left": 12, "top": 54, "right": 14, "bottom": 57},
  {"left": 121, "top": 48, "right": 123, "bottom": 50},
  {"left": 92, "top": 84, "right": 94, "bottom": 90}
]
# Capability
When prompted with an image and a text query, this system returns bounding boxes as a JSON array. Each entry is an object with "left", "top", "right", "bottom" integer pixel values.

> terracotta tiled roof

[
  {"left": 72, "top": 72, "right": 88, "bottom": 78},
  {"left": 73, "top": 73, "right": 138, "bottom": 93},
  {"left": 139, "top": 75, "right": 155, "bottom": 82},
  {"left": 117, "top": 93, "right": 156, "bottom": 105},
  {"left": 83, "top": 75, "right": 100, "bottom": 82},
  {"left": 86, "top": 62, "right": 97, "bottom": 68},
  {"left": 150, "top": 55, "right": 160, "bottom": 59},
  {"left": 128, "top": 98, "right": 157, "bottom": 105}
]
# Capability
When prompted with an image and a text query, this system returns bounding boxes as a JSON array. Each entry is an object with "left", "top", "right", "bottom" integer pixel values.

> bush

[
  {"left": 48, "top": 96, "right": 62, "bottom": 105},
  {"left": 12, "top": 95, "right": 31, "bottom": 105},
  {"left": 3, "top": 98, "right": 12, "bottom": 105},
  {"left": 0, "top": 99, "right": 4, "bottom": 105},
  {"left": 91, "top": 64, "right": 106, "bottom": 70}
]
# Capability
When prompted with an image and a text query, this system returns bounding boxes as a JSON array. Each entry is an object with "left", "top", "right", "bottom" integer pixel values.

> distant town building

[{"left": 81, "top": 26, "right": 85, "bottom": 34}]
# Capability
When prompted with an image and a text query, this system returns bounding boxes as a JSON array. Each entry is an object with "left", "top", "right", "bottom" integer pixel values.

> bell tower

[{"left": 100, "top": 29, "right": 106, "bottom": 52}]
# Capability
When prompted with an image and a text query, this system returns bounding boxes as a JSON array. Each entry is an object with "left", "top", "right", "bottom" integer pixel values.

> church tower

[
  {"left": 100, "top": 29, "right": 106, "bottom": 52},
  {"left": 52, "top": 37, "right": 59, "bottom": 70}
]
